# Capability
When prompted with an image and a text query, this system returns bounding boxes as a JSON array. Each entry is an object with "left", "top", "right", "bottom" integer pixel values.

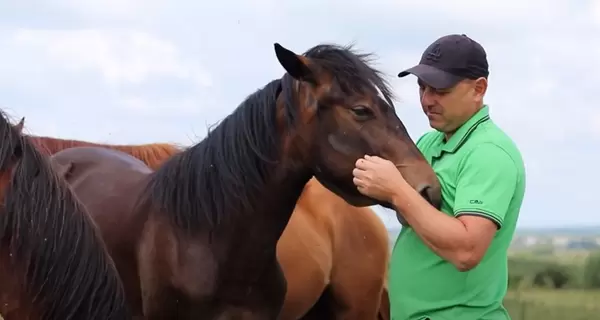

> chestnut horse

[
  {"left": 0, "top": 112, "right": 131, "bottom": 319},
  {"left": 20, "top": 125, "right": 392, "bottom": 320},
  {"left": 45, "top": 43, "right": 441, "bottom": 319}
]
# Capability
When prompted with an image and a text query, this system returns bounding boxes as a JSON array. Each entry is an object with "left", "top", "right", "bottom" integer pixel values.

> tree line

[{"left": 508, "top": 250, "right": 600, "bottom": 290}]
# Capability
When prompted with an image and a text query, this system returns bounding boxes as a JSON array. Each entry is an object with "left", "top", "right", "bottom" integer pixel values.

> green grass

[
  {"left": 3, "top": 291, "right": 597, "bottom": 320},
  {"left": 504, "top": 289, "right": 600, "bottom": 320}
]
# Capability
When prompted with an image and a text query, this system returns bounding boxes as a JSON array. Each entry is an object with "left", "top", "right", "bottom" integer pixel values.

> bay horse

[
  {"left": 18, "top": 127, "right": 392, "bottom": 320},
  {"left": 47, "top": 42, "right": 442, "bottom": 319},
  {"left": 0, "top": 112, "right": 132, "bottom": 319}
]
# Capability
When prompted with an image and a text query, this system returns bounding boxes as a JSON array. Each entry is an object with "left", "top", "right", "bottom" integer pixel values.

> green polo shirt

[{"left": 388, "top": 105, "right": 526, "bottom": 320}]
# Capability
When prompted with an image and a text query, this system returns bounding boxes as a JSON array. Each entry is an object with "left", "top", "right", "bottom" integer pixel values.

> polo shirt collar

[{"left": 439, "top": 105, "right": 491, "bottom": 154}]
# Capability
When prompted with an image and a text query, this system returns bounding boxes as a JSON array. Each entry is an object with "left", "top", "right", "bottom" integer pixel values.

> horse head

[{"left": 273, "top": 43, "right": 441, "bottom": 209}]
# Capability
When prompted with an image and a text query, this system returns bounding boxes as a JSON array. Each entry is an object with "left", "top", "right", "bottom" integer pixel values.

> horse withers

[{"left": 48, "top": 42, "right": 441, "bottom": 319}]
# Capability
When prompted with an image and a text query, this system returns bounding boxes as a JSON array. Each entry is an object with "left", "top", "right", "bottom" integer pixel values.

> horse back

[
  {"left": 49, "top": 146, "right": 153, "bottom": 315},
  {"left": 49, "top": 146, "right": 152, "bottom": 240}
]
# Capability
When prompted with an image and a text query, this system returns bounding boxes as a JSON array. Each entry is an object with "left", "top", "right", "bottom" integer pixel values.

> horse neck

[
  {"left": 250, "top": 160, "right": 313, "bottom": 239},
  {"left": 147, "top": 79, "right": 315, "bottom": 248},
  {"left": 214, "top": 85, "right": 315, "bottom": 239}
]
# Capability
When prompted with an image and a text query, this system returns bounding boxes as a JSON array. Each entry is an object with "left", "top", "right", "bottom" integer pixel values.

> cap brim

[{"left": 397, "top": 64, "right": 463, "bottom": 90}]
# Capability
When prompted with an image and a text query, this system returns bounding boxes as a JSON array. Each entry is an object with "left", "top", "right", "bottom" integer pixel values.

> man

[{"left": 352, "top": 34, "right": 526, "bottom": 320}]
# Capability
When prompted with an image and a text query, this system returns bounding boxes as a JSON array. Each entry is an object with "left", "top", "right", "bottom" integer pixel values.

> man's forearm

[{"left": 392, "top": 186, "right": 473, "bottom": 268}]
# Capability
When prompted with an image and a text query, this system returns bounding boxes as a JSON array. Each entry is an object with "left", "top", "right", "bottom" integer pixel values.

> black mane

[
  {"left": 303, "top": 43, "right": 396, "bottom": 109},
  {"left": 0, "top": 111, "right": 131, "bottom": 319},
  {"left": 142, "top": 43, "right": 394, "bottom": 232}
]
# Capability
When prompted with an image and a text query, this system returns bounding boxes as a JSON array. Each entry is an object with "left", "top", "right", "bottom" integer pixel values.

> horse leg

[
  {"left": 276, "top": 248, "right": 330, "bottom": 320},
  {"left": 278, "top": 276, "right": 327, "bottom": 320},
  {"left": 326, "top": 266, "right": 385, "bottom": 320},
  {"left": 213, "top": 259, "right": 288, "bottom": 320},
  {"left": 297, "top": 287, "right": 336, "bottom": 320},
  {"left": 276, "top": 204, "right": 334, "bottom": 320}
]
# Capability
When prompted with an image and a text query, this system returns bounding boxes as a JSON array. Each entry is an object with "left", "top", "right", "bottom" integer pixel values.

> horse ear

[
  {"left": 14, "top": 117, "right": 25, "bottom": 134},
  {"left": 10, "top": 117, "right": 25, "bottom": 160},
  {"left": 274, "top": 43, "right": 317, "bottom": 85}
]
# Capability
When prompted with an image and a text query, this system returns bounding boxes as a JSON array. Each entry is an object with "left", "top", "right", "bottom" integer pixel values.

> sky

[{"left": 0, "top": 0, "right": 598, "bottom": 230}]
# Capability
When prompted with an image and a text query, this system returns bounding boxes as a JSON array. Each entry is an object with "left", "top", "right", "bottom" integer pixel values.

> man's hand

[{"left": 352, "top": 155, "right": 409, "bottom": 203}]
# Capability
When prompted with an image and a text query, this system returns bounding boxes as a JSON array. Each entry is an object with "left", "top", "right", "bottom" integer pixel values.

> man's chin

[
  {"left": 429, "top": 121, "right": 450, "bottom": 133},
  {"left": 429, "top": 122, "right": 444, "bottom": 131}
]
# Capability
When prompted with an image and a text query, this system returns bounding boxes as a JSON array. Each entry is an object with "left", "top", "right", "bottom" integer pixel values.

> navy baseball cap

[{"left": 398, "top": 34, "right": 489, "bottom": 89}]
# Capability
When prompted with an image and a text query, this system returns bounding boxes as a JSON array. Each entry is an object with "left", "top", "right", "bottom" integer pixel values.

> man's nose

[{"left": 420, "top": 91, "right": 436, "bottom": 107}]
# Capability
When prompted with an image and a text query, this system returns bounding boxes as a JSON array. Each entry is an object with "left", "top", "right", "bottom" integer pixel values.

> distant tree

[
  {"left": 582, "top": 251, "right": 600, "bottom": 289},
  {"left": 532, "top": 264, "right": 571, "bottom": 289},
  {"left": 508, "top": 274, "right": 524, "bottom": 289}
]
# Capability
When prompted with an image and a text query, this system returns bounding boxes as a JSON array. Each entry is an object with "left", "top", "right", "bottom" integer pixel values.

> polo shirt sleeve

[{"left": 453, "top": 143, "right": 518, "bottom": 229}]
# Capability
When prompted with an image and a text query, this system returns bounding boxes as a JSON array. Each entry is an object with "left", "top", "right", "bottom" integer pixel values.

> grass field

[
  {"left": 2, "top": 290, "right": 597, "bottom": 320},
  {"left": 504, "top": 289, "right": 600, "bottom": 320}
]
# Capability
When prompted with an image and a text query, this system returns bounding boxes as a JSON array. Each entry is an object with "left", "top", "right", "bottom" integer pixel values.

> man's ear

[{"left": 472, "top": 77, "right": 488, "bottom": 102}]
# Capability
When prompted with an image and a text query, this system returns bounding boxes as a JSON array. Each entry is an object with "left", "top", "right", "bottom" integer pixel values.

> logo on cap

[{"left": 425, "top": 42, "right": 442, "bottom": 63}]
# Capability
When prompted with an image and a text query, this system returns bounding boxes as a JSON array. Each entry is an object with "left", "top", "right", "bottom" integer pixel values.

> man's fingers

[
  {"left": 355, "top": 157, "right": 371, "bottom": 169},
  {"left": 355, "top": 181, "right": 367, "bottom": 193},
  {"left": 370, "top": 155, "right": 388, "bottom": 164},
  {"left": 352, "top": 167, "right": 369, "bottom": 179},
  {"left": 353, "top": 177, "right": 366, "bottom": 188},
  {"left": 365, "top": 155, "right": 392, "bottom": 166}
]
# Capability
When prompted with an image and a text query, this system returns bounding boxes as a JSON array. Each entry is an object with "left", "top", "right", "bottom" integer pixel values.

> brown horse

[
  {"left": 277, "top": 178, "right": 392, "bottom": 320},
  {"left": 19, "top": 127, "right": 181, "bottom": 170},
  {"left": 46, "top": 43, "right": 441, "bottom": 319},
  {"left": 0, "top": 112, "right": 132, "bottom": 319},
  {"left": 19, "top": 127, "right": 392, "bottom": 320}
]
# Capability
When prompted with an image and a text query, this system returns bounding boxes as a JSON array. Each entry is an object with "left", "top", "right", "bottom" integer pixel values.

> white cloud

[
  {"left": 591, "top": 112, "right": 600, "bottom": 139},
  {"left": 52, "top": 0, "right": 165, "bottom": 20},
  {"left": 380, "top": 0, "right": 569, "bottom": 23},
  {"left": 11, "top": 28, "right": 212, "bottom": 88},
  {"left": 118, "top": 94, "right": 220, "bottom": 117},
  {"left": 0, "top": 0, "right": 598, "bottom": 229},
  {"left": 592, "top": 1, "right": 600, "bottom": 25}
]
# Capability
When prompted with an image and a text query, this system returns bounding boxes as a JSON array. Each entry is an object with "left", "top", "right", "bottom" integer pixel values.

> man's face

[{"left": 418, "top": 77, "right": 487, "bottom": 135}]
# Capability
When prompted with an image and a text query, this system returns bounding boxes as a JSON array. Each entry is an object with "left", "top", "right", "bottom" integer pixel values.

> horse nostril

[
  {"left": 418, "top": 185, "right": 432, "bottom": 202},
  {"left": 418, "top": 185, "right": 442, "bottom": 210}
]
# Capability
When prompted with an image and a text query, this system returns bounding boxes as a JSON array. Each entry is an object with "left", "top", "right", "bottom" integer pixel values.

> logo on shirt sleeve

[{"left": 469, "top": 199, "right": 483, "bottom": 205}]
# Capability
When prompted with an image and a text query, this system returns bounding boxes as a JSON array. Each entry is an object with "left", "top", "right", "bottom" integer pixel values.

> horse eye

[{"left": 350, "top": 105, "right": 373, "bottom": 119}]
